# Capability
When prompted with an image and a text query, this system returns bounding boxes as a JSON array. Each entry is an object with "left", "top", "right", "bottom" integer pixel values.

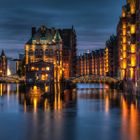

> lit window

[
  {"left": 122, "top": 44, "right": 126, "bottom": 51},
  {"left": 122, "top": 23, "right": 126, "bottom": 29},
  {"left": 131, "top": 25, "right": 136, "bottom": 34},
  {"left": 41, "top": 74, "right": 48, "bottom": 81},
  {"left": 122, "top": 29, "right": 126, "bottom": 36},
  {"left": 45, "top": 86, "right": 49, "bottom": 92},
  {"left": 41, "top": 74, "right": 45, "bottom": 80},
  {"left": 32, "top": 40, "right": 36, "bottom": 44},
  {"left": 129, "top": 68, "right": 134, "bottom": 79},
  {"left": 31, "top": 67, "right": 35, "bottom": 71},
  {"left": 122, "top": 11, "right": 126, "bottom": 17},
  {"left": 122, "top": 37, "right": 126, "bottom": 43},
  {"left": 131, "top": 44, "right": 136, "bottom": 53},
  {"left": 131, "top": 54, "right": 136, "bottom": 67},
  {"left": 46, "top": 67, "right": 50, "bottom": 71},
  {"left": 130, "top": 5, "right": 135, "bottom": 14}
]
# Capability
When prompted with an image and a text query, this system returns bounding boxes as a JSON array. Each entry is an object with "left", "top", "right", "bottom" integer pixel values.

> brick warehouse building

[
  {"left": 117, "top": 0, "right": 137, "bottom": 81},
  {"left": 59, "top": 27, "right": 77, "bottom": 78},
  {"left": 76, "top": 49, "right": 105, "bottom": 77}
]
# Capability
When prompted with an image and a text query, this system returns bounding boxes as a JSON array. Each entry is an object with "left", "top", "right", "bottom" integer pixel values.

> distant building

[
  {"left": 77, "top": 49, "right": 105, "bottom": 77},
  {"left": 15, "top": 54, "right": 25, "bottom": 77},
  {"left": 94, "top": 49, "right": 105, "bottom": 76},
  {"left": 0, "top": 50, "right": 7, "bottom": 77}
]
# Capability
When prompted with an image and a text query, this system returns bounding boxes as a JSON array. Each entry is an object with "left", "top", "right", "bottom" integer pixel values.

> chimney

[{"left": 32, "top": 27, "right": 36, "bottom": 37}]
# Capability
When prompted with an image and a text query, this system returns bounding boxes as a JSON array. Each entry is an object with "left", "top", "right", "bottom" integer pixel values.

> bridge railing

[{"left": 72, "top": 75, "right": 118, "bottom": 83}]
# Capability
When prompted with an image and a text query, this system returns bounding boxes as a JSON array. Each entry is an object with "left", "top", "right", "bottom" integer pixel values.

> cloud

[{"left": 0, "top": 0, "right": 124, "bottom": 57}]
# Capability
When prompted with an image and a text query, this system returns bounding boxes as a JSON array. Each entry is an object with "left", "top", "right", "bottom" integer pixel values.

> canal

[{"left": 0, "top": 83, "right": 140, "bottom": 140}]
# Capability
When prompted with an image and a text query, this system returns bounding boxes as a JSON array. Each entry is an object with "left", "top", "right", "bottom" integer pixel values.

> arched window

[
  {"left": 39, "top": 49, "right": 43, "bottom": 55},
  {"left": 28, "top": 50, "right": 33, "bottom": 56},
  {"left": 50, "top": 49, "right": 54, "bottom": 55},
  {"left": 35, "top": 49, "right": 39, "bottom": 55},
  {"left": 45, "top": 49, "right": 49, "bottom": 55}
]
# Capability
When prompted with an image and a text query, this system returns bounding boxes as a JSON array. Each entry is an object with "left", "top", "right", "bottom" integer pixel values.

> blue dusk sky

[{"left": 0, "top": 0, "right": 125, "bottom": 58}]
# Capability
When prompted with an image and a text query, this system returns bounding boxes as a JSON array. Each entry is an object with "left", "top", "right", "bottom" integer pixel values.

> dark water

[{"left": 0, "top": 83, "right": 140, "bottom": 140}]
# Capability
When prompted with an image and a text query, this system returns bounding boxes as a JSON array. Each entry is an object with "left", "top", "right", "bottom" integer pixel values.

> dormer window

[
  {"left": 32, "top": 39, "right": 36, "bottom": 44},
  {"left": 40, "top": 38, "right": 47, "bottom": 44}
]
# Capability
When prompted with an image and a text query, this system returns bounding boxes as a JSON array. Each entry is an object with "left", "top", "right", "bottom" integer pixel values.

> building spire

[
  {"left": 1, "top": 49, "right": 5, "bottom": 56},
  {"left": 53, "top": 30, "right": 62, "bottom": 43}
]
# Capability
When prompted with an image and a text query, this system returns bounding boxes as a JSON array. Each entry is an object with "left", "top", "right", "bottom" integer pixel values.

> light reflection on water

[{"left": 0, "top": 83, "right": 140, "bottom": 140}]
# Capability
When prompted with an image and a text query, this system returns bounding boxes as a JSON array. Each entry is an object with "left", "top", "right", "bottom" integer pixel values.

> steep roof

[
  {"left": 1, "top": 50, "right": 6, "bottom": 57},
  {"left": 53, "top": 30, "right": 62, "bottom": 42}
]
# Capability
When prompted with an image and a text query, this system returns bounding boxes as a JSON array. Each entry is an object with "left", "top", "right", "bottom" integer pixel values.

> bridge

[
  {"left": 0, "top": 74, "right": 118, "bottom": 85},
  {"left": 0, "top": 75, "right": 25, "bottom": 83},
  {"left": 71, "top": 75, "right": 118, "bottom": 84}
]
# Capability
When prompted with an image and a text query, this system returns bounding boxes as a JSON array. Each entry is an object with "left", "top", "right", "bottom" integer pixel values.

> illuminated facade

[
  {"left": 94, "top": 49, "right": 105, "bottom": 76},
  {"left": 0, "top": 50, "right": 7, "bottom": 77},
  {"left": 77, "top": 42, "right": 119, "bottom": 78},
  {"left": 136, "top": 0, "right": 140, "bottom": 89},
  {"left": 26, "top": 61, "right": 54, "bottom": 82},
  {"left": 76, "top": 0, "right": 140, "bottom": 87},
  {"left": 25, "top": 26, "right": 76, "bottom": 81},
  {"left": 76, "top": 49, "right": 105, "bottom": 77},
  {"left": 25, "top": 26, "right": 63, "bottom": 83},
  {"left": 117, "top": 0, "right": 137, "bottom": 81}
]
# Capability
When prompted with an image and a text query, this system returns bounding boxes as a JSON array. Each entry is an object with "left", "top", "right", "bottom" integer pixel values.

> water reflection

[
  {"left": 121, "top": 95, "right": 140, "bottom": 140},
  {"left": 0, "top": 83, "right": 140, "bottom": 140},
  {"left": 18, "top": 83, "right": 77, "bottom": 113},
  {"left": 77, "top": 85, "right": 140, "bottom": 140}
]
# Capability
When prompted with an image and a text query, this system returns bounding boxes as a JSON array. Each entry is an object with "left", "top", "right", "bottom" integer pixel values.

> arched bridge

[
  {"left": 71, "top": 75, "right": 118, "bottom": 84},
  {"left": 0, "top": 75, "right": 25, "bottom": 83}
]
